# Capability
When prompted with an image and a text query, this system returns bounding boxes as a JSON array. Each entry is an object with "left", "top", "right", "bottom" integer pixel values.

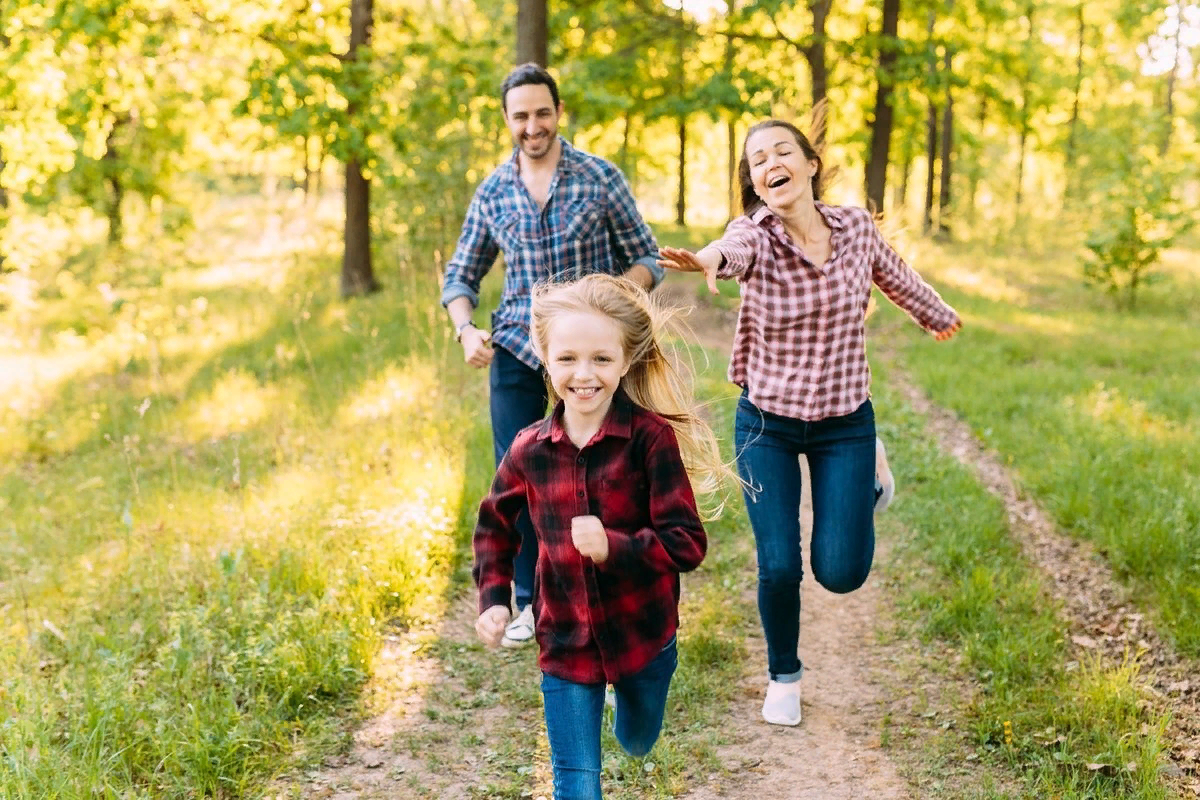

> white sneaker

[
  {"left": 875, "top": 436, "right": 895, "bottom": 513},
  {"left": 501, "top": 605, "right": 535, "bottom": 648},
  {"left": 761, "top": 680, "right": 802, "bottom": 726}
]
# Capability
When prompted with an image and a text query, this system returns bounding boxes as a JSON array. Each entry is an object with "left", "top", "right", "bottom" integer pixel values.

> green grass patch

[
  {"left": 872, "top": 237, "right": 1200, "bottom": 656},
  {"left": 871, "top": 357, "right": 1171, "bottom": 799},
  {"left": 0, "top": 208, "right": 495, "bottom": 795}
]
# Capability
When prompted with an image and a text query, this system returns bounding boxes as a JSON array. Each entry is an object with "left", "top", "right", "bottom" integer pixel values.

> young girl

[
  {"left": 658, "top": 118, "right": 961, "bottom": 727},
  {"left": 472, "top": 273, "right": 728, "bottom": 799}
]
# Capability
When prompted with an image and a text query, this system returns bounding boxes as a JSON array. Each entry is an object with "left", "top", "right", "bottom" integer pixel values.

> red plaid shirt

[
  {"left": 714, "top": 202, "right": 959, "bottom": 420},
  {"left": 473, "top": 391, "right": 707, "bottom": 684}
]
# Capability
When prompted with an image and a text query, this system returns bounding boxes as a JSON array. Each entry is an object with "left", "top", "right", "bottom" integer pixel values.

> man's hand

[
  {"left": 475, "top": 605, "right": 510, "bottom": 647},
  {"left": 462, "top": 326, "right": 494, "bottom": 368},
  {"left": 571, "top": 515, "right": 609, "bottom": 564},
  {"left": 934, "top": 318, "right": 963, "bottom": 342},
  {"left": 657, "top": 246, "right": 721, "bottom": 295}
]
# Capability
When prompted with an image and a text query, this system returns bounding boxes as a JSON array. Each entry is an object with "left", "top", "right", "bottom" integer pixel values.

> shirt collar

[
  {"left": 506, "top": 136, "right": 578, "bottom": 182},
  {"left": 750, "top": 200, "right": 847, "bottom": 232},
  {"left": 537, "top": 388, "right": 636, "bottom": 445}
]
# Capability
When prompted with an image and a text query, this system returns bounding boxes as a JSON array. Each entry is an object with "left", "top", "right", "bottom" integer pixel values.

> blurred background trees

[{"left": 1, "top": 0, "right": 1195, "bottom": 305}]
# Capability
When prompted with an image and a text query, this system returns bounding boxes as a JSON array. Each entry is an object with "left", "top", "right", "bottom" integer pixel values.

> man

[{"left": 441, "top": 63, "right": 664, "bottom": 647}]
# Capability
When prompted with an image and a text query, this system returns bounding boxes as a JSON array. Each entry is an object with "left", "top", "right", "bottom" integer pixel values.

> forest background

[{"left": 1, "top": 0, "right": 1198, "bottom": 796}]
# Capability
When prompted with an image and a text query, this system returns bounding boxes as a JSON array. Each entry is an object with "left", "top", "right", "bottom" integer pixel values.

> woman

[{"left": 657, "top": 118, "right": 961, "bottom": 726}]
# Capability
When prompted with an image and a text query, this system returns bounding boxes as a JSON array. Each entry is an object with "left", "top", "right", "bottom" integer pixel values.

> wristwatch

[{"left": 455, "top": 320, "right": 477, "bottom": 342}]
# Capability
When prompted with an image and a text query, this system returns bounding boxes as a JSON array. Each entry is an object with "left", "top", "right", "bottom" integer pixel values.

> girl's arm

[
  {"left": 597, "top": 425, "right": 707, "bottom": 575},
  {"left": 868, "top": 215, "right": 961, "bottom": 337},
  {"left": 472, "top": 451, "right": 529, "bottom": 617},
  {"left": 657, "top": 216, "right": 762, "bottom": 295}
]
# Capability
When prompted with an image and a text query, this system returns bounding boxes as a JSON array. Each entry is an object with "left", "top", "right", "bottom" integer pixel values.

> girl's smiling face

[{"left": 544, "top": 311, "right": 630, "bottom": 431}]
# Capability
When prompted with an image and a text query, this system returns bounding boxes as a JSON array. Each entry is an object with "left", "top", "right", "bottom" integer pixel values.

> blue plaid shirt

[{"left": 441, "top": 138, "right": 663, "bottom": 370}]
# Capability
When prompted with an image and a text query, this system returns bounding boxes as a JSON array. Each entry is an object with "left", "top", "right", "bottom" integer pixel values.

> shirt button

[
  {"left": 577, "top": 455, "right": 584, "bottom": 464},
  {"left": 577, "top": 490, "right": 585, "bottom": 498}
]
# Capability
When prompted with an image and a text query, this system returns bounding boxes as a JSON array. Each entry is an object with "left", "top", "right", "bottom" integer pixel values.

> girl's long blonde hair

[{"left": 531, "top": 274, "right": 734, "bottom": 516}]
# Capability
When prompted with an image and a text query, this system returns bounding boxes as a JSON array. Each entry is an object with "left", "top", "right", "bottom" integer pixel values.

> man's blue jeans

[
  {"left": 489, "top": 346, "right": 549, "bottom": 611},
  {"left": 540, "top": 637, "right": 677, "bottom": 800},
  {"left": 733, "top": 392, "right": 876, "bottom": 682}
]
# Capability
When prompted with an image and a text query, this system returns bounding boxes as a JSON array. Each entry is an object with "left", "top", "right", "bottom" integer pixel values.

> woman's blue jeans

[
  {"left": 734, "top": 392, "right": 876, "bottom": 682},
  {"left": 540, "top": 637, "right": 677, "bottom": 799}
]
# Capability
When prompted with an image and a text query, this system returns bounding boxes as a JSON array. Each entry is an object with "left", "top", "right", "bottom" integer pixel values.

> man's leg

[{"left": 488, "top": 346, "right": 549, "bottom": 641}]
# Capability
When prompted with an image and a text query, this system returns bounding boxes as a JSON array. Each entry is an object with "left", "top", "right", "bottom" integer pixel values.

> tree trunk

[
  {"left": 864, "top": 0, "right": 900, "bottom": 213},
  {"left": 104, "top": 118, "right": 126, "bottom": 247},
  {"left": 937, "top": 42, "right": 953, "bottom": 237},
  {"left": 517, "top": 0, "right": 548, "bottom": 66},
  {"left": 922, "top": 11, "right": 938, "bottom": 234},
  {"left": 341, "top": 0, "right": 379, "bottom": 297},
  {"left": 806, "top": 0, "right": 832, "bottom": 147},
  {"left": 1161, "top": 0, "right": 1182, "bottom": 155},
  {"left": 1015, "top": 5, "right": 1033, "bottom": 218},
  {"left": 619, "top": 111, "right": 631, "bottom": 175},
  {"left": 968, "top": 96, "right": 986, "bottom": 222},
  {"left": 1066, "top": 1, "right": 1084, "bottom": 171},
  {"left": 676, "top": 116, "right": 687, "bottom": 226},
  {"left": 728, "top": 118, "right": 737, "bottom": 220},
  {"left": 923, "top": 98, "right": 938, "bottom": 233},
  {"left": 894, "top": 135, "right": 913, "bottom": 212}
]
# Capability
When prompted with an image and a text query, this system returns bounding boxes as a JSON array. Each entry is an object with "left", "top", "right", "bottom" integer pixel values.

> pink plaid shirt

[{"left": 713, "top": 202, "right": 959, "bottom": 421}]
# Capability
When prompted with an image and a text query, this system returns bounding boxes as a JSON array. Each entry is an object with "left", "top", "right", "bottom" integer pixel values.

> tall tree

[
  {"left": 518, "top": 0, "right": 548, "bottom": 65},
  {"left": 806, "top": 0, "right": 833, "bottom": 139},
  {"left": 341, "top": 0, "right": 379, "bottom": 296},
  {"left": 1160, "top": 0, "right": 1184, "bottom": 154},
  {"left": 864, "top": 0, "right": 901, "bottom": 212},
  {"left": 923, "top": 11, "right": 939, "bottom": 233},
  {"left": 937, "top": 2, "right": 955, "bottom": 236}
]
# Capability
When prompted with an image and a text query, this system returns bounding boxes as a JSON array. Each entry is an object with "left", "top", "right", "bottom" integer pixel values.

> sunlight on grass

[
  {"left": 338, "top": 362, "right": 439, "bottom": 425},
  {"left": 184, "top": 368, "right": 282, "bottom": 439},
  {"left": 1066, "top": 382, "right": 1179, "bottom": 443},
  {"left": 937, "top": 264, "right": 1030, "bottom": 305}
]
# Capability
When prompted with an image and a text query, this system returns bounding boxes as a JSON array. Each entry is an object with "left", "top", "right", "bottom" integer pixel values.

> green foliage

[{"left": 1080, "top": 142, "right": 1194, "bottom": 309}]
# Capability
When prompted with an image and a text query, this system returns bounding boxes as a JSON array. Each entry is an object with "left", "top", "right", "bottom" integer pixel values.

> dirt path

[
  {"left": 285, "top": 278, "right": 1196, "bottom": 798},
  {"left": 876, "top": 341, "right": 1200, "bottom": 798}
]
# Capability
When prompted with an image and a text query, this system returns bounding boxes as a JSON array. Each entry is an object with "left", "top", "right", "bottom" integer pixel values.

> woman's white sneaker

[
  {"left": 501, "top": 605, "right": 535, "bottom": 648},
  {"left": 762, "top": 680, "right": 802, "bottom": 726},
  {"left": 875, "top": 436, "right": 895, "bottom": 513}
]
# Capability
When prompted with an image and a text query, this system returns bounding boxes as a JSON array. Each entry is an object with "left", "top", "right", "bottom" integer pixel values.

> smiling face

[
  {"left": 503, "top": 83, "right": 562, "bottom": 162},
  {"left": 744, "top": 125, "right": 819, "bottom": 211},
  {"left": 544, "top": 310, "right": 631, "bottom": 433}
]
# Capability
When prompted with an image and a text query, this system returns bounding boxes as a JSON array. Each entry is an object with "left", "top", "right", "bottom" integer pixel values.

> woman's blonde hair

[{"left": 531, "top": 274, "right": 734, "bottom": 516}]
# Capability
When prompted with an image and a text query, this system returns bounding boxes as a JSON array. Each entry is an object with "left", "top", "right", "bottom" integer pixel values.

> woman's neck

[{"left": 776, "top": 201, "right": 825, "bottom": 247}]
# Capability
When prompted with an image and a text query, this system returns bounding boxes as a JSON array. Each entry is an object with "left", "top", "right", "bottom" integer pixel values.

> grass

[
  {"left": 1, "top": 202, "right": 1187, "bottom": 797},
  {"left": 871, "top": 235, "right": 1200, "bottom": 656},
  {"left": 0, "top": 197, "right": 494, "bottom": 796},
  {"left": 869, "top": 356, "right": 1171, "bottom": 799}
]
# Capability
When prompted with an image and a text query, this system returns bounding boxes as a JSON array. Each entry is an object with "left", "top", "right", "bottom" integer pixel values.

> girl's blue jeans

[
  {"left": 540, "top": 636, "right": 677, "bottom": 800},
  {"left": 734, "top": 392, "right": 876, "bottom": 682}
]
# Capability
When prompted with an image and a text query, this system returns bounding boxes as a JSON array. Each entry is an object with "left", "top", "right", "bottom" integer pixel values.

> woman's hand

[
  {"left": 658, "top": 246, "right": 721, "bottom": 295},
  {"left": 934, "top": 318, "right": 963, "bottom": 342}
]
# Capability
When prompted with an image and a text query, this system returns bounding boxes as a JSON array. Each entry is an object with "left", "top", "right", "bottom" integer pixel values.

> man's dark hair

[{"left": 500, "top": 63, "right": 560, "bottom": 112}]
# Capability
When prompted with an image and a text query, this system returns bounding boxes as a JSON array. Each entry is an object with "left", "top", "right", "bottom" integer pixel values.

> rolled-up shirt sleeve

[
  {"left": 441, "top": 190, "right": 499, "bottom": 309},
  {"left": 604, "top": 166, "right": 664, "bottom": 289},
  {"left": 713, "top": 216, "right": 762, "bottom": 280}
]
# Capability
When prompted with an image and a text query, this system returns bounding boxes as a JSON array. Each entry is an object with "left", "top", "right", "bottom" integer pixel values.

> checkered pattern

[
  {"left": 473, "top": 392, "right": 706, "bottom": 685},
  {"left": 714, "top": 202, "right": 960, "bottom": 421},
  {"left": 441, "top": 139, "right": 661, "bottom": 371}
]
